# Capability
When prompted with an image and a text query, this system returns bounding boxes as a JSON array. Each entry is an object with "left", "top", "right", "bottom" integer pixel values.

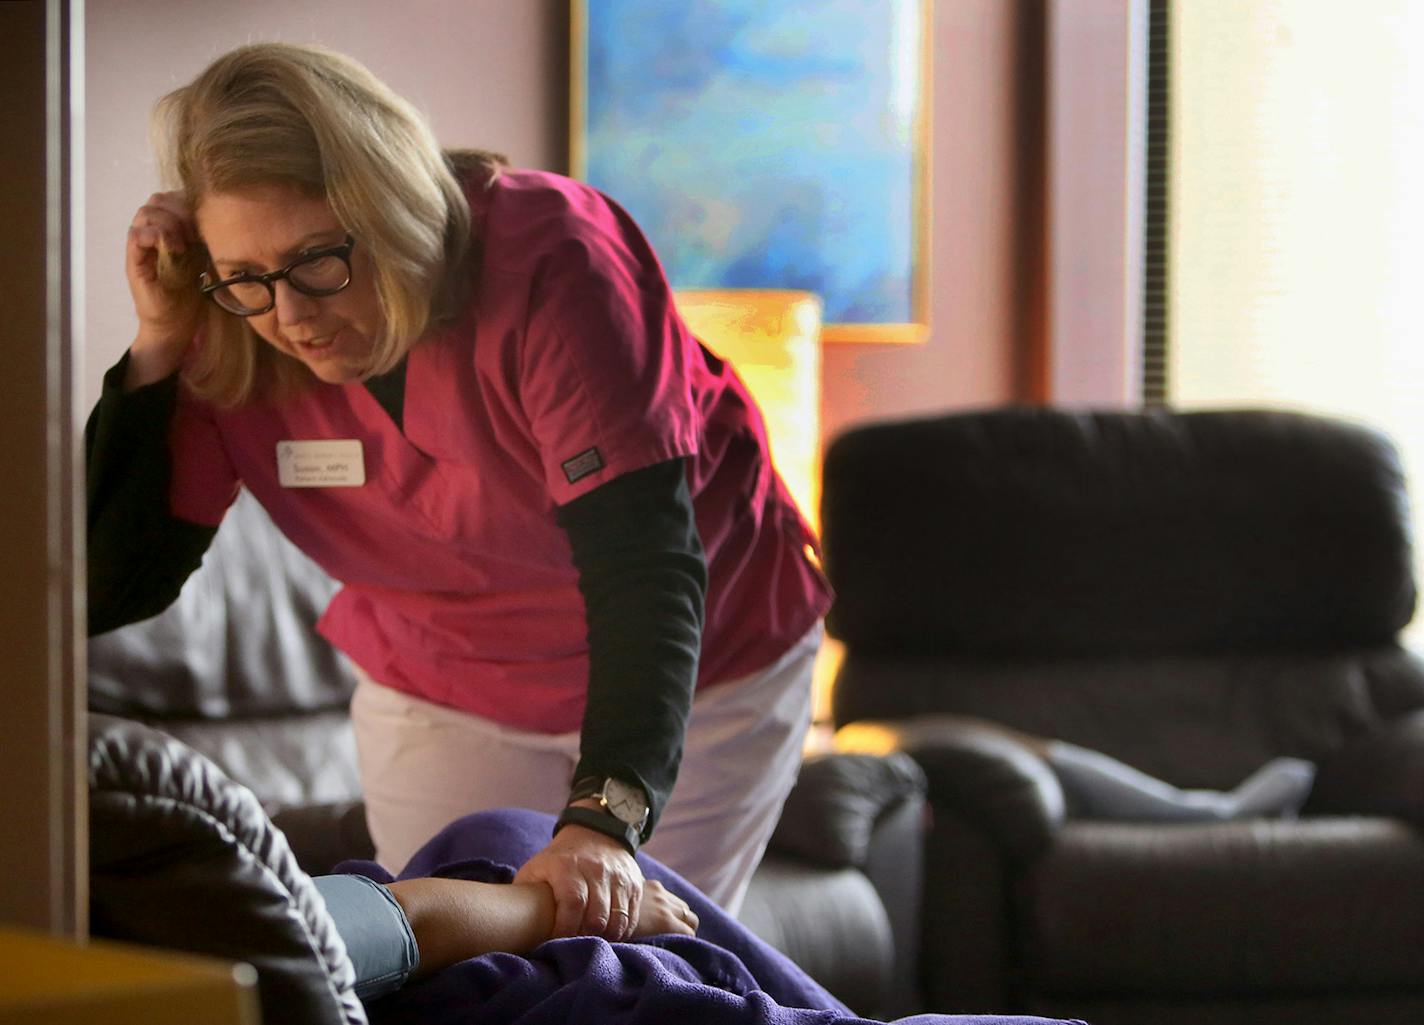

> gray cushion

[
  {"left": 765, "top": 752, "right": 926, "bottom": 868},
  {"left": 89, "top": 489, "right": 357, "bottom": 719}
]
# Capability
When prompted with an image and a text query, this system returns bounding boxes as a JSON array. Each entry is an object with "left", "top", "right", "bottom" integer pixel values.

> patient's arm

[
  {"left": 386, "top": 877, "right": 698, "bottom": 982},
  {"left": 385, "top": 878, "right": 551, "bottom": 980},
  {"left": 317, "top": 874, "right": 699, "bottom": 998}
]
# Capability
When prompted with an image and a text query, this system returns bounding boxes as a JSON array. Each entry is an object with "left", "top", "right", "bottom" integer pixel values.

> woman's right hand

[{"left": 124, "top": 191, "right": 204, "bottom": 388}]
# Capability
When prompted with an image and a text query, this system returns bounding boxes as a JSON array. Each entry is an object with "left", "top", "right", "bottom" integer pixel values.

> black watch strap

[
  {"left": 555, "top": 805, "right": 641, "bottom": 854},
  {"left": 567, "top": 776, "right": 603, "bottom": 803}
]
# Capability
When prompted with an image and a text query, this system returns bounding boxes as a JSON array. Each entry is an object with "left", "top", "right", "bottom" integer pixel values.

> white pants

[{"left": 349, "top": 623, "right": 821, "bottom": 915}]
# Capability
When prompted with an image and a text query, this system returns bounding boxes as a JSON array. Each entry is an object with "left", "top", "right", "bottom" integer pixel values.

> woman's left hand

[{"left": 512, "top": 821, "right": 644, "bottom": 940}]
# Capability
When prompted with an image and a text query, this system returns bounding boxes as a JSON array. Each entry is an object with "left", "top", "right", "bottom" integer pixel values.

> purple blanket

[{"left": 338, "top": 809, "right": 1084, "bottom": 1025}]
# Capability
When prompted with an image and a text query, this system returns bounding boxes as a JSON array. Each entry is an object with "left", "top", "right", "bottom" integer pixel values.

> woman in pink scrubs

[{"left": 87, "top": 42, "right": 831, "bottom": 939}]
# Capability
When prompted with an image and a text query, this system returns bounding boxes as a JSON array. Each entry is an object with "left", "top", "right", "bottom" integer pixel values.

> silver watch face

[{"left": 601, "top": 778, "right": 648, "bottom": 828}]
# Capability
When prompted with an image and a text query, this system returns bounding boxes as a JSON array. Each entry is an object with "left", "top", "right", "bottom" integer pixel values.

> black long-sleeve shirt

[{"left": 86, "top": 353, "right": 707, "bottom": 836}]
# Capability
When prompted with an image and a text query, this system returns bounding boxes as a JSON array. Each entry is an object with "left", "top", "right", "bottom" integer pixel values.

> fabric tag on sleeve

[
  {"left": 277, "top": 439, "right": 366, "bottom": 487},
  {"left": 561, "top": 447, "right": 604, "bottom": 484}
]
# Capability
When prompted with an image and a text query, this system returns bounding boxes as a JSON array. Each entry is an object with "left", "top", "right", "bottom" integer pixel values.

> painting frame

[{"left": 570, "top": 0, "right": 932, "bottom": 344}]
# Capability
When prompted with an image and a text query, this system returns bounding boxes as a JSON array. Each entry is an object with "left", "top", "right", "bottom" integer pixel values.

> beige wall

[
  {"left": 85, "top": 0, "right": 1022, "bottom": 433},
  {"left": 1047, "top": 0, "right": 1145, "bottom": 407}
]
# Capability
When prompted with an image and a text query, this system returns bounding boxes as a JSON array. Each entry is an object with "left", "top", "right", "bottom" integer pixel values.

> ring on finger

[{"left": 612, "top": 907, "right": 630, "bottom": 918}]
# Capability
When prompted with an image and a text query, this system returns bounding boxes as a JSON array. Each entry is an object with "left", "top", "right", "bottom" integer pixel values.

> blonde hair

[{"left": 154, "top": 42, "right": 503, "bottom": 406}]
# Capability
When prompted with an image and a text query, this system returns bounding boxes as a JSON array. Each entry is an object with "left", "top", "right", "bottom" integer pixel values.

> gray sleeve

[{"left": 313, "top": 875, "right": 420, "bottom": 1001}]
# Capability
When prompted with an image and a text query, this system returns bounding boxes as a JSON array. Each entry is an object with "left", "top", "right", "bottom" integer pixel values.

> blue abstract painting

[{"left": 574, "top": 0, "right": 927, "bottom": 340}]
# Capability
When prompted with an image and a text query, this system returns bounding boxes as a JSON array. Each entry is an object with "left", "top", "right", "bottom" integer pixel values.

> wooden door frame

[{"left": 0, "top": 0, "right": 86, "bottom": 938}]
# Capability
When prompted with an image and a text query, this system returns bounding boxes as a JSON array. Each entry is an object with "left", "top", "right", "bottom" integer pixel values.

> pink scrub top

[{"left": 168, "top": 169, "right": 832, "bottom": 734}]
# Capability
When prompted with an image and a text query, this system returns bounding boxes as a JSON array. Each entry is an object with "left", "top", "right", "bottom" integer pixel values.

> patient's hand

[{"left": 631, "top": 879, "right": 698, "bottom": 938}]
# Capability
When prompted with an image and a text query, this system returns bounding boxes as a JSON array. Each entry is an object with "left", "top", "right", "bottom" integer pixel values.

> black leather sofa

[
  {"left": 821, "top": 407, "right": 1424, "bottom": 1025},
  {"left": 87, "top": 489, "right": 927, "bottom": 1020}
]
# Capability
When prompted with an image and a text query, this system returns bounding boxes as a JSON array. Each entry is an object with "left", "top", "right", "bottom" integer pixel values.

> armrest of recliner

[
  {"left": 764, "top": 751, "right": 927, "bottom": 869},
  {"left": 747, "top": 751, "right": 928, "bottom": 1018},
  {"left": 1306, "top": 707, "right": 1424, "bottom": 822},
  {"left": 835, "top": 717, "right": 1067, "bottom": 863}
]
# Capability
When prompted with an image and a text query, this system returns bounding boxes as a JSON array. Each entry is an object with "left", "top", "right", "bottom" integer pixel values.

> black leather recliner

[{"left": 822, "top": 407, "right": 1424, "bottom": 1025}]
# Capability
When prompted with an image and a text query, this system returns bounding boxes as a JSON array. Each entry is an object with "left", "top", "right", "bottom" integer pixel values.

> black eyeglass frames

[{"left": 199, "top": 234, "right": 357, "bottom": 317}]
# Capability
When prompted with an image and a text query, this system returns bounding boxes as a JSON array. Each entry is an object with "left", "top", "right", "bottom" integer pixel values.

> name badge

[{"left": 277, "top": 439, "right": 366, "bottom": 488}]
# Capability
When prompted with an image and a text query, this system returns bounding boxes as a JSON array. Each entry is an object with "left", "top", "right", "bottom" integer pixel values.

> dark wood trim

[
  {"left": 0, "top": 0, "right": 85, "bottom": 937},
  {"left": 1013, "top": 0, "right": 1051, "bottom": 404}
]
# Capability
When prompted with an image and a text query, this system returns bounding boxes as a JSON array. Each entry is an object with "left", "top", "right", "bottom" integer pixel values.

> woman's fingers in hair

[
  {"left": 141, "top": 191, "right": 194, "bottom": 228},
  {"left": 129, "top": 193, "right": 196, "bottom": 257},
  {"left": 124, "top": 192, "right": 206, "bottom": 360}
]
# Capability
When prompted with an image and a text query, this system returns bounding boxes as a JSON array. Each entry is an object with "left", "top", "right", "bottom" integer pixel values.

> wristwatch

[{"left": 556, "top": 776, "right": 651, "bottom": 853}]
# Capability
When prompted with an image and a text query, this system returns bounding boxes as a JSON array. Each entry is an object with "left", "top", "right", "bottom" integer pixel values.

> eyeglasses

[{"left": 199, "top": 235, "right": 357, "bottom": 316}]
